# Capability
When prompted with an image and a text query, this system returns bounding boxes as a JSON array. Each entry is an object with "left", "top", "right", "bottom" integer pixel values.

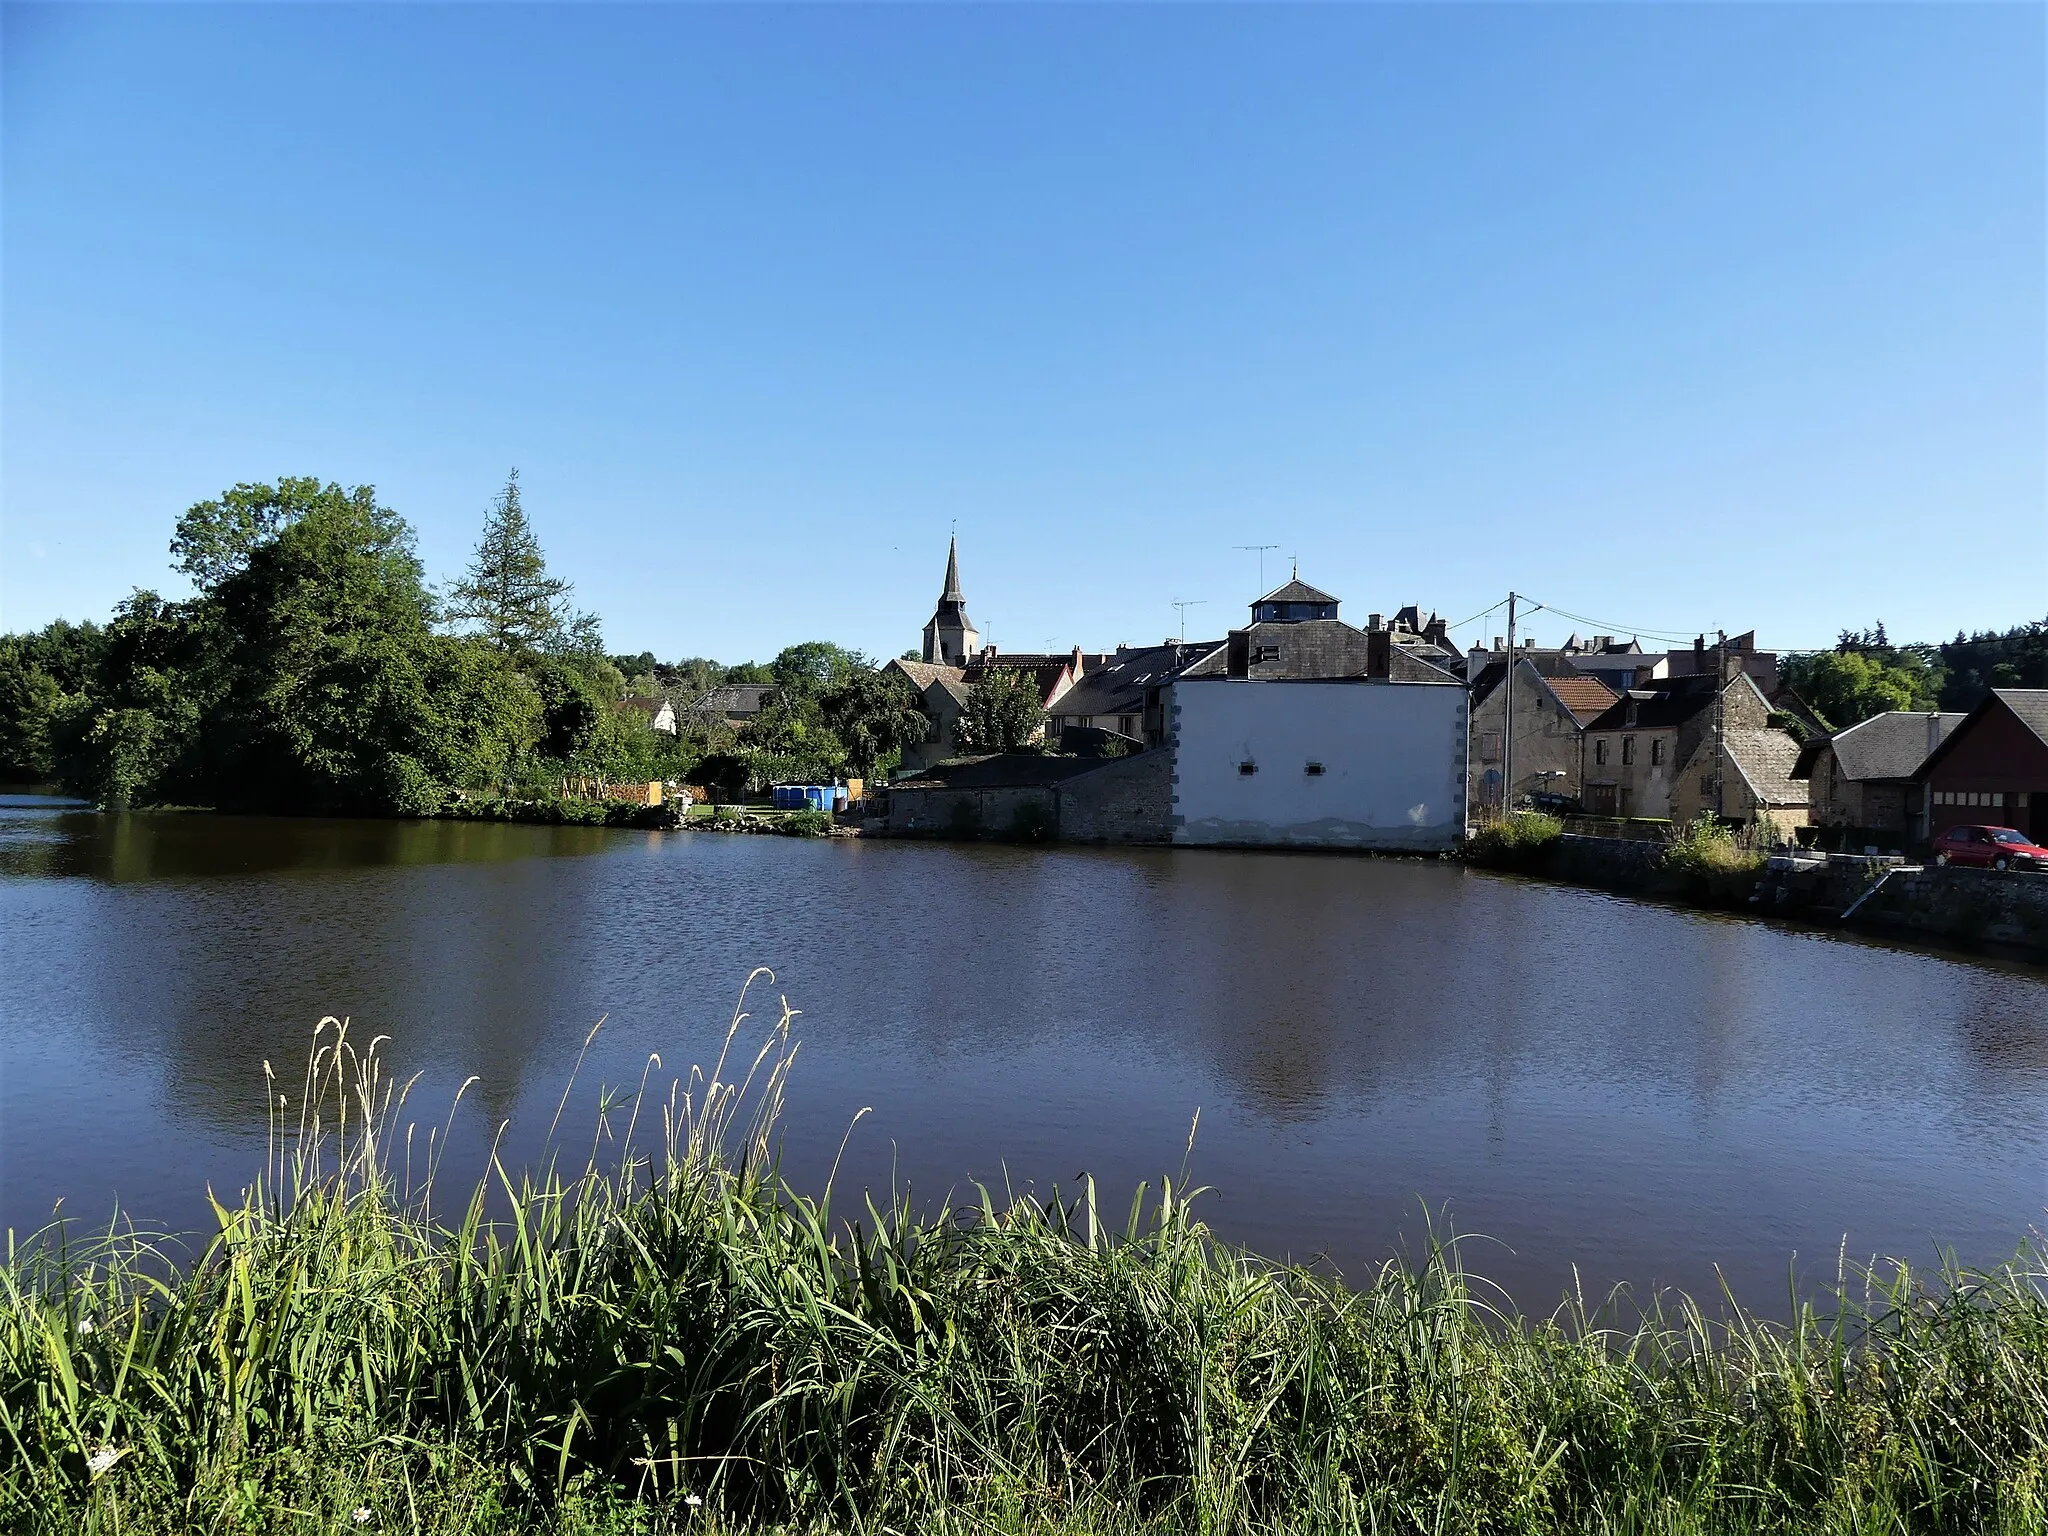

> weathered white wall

[{"left": 1167, "top": 680, "right": 1467, "bottom": 850}]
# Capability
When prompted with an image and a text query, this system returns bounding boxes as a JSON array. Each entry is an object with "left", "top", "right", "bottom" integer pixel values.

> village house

[
  {"left": 1045, "top": 640, "right": 1222, "bottom": 749},
  {"left": 1180, "top": 580, "right": 1460, "bottom": 685},
  {"left": 1579, "top": 675, "right": 1719, "bottom": 819},
  {"left": 1911, "top": 689, "right": 2048, "bottom": 845},
  {"left": 1792, "top": 711, "right": 1961, "bottom": 845},
  {"left": 1670, "top": 721, "right": 1809, "bottom": 831},
  {"left": 1579, "top": 655, "right": 1804, "bottom": 829},
  {"left": 616, "top": 695, "right": 679, "bottom": 735},
  {"left": 1466, "top": 656, "right": 1617, "bottom": 811}
]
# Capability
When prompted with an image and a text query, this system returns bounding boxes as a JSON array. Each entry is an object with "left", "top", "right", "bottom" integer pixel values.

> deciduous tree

[{"left": 952, "top": 667, "right": 1044, "bottom": 754}]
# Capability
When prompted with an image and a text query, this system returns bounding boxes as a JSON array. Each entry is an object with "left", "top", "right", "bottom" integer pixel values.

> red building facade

[{"left": 1913, "top": 690, "right": 2048, "bottom": 844}]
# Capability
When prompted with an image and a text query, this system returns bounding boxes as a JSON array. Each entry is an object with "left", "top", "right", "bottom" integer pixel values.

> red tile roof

[{"left": 1544, "top": 674, "right": 1620, "bottom": 724}]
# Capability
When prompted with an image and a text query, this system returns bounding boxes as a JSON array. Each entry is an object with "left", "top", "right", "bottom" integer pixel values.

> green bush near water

[
  {"left": 3, "top": 986, "right": 2044, "bottom": 1536},
  {"left": 1465, "top": 811, "right": 1563, "bottom": 868},
  {"left": 1659, "top": 815, "right": 1771, "bottom": 883},
  {"left": 775, "top": 809, "right": 833, "bottom": 837}
]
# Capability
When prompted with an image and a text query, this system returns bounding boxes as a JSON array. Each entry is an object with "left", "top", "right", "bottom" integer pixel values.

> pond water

[{"left": 2, "top": 794, "right": 2043, "bottom": 1313}]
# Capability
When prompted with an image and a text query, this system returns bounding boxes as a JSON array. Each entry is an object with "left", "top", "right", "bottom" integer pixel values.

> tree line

[
  {"left": 1778, "top": 619, "right": 2048, "bottom": 733},
  {"left": 0, "top": 474, "right": 931, "bottom": 812}
]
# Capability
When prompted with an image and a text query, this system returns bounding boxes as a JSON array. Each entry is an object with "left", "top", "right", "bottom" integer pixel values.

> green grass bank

[{"left": 3, "top": 987, "right": 2043, "bottom": 1536}]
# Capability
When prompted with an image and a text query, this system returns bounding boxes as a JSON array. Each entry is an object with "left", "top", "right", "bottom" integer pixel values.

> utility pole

[
  {"left": 1501, "top": 592, "right": 1517, "bottom": 815},
  {"left": 1713, "top": 628, "right": 1727, "bottom": 820},
  {"left": 1234, "top": 545, "right": 1280, "bottom": 591},
  {"left": 1172, "top": 599, "right": 1207, "bottom": 643}
]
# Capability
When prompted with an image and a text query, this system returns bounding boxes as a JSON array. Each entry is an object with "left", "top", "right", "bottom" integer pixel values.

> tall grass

[{"left": 3, "top": 973, "right": 2043, "bottom": 1534}]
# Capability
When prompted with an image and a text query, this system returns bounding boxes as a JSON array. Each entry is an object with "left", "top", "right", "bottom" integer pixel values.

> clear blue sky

[{"left": 5, "top": 3, "right": 2042, "bottom": 662}]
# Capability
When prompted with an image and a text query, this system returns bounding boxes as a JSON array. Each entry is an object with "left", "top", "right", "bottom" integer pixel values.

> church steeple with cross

[{"left": 920, "top": 537, "right": 981, "bottom": 666}]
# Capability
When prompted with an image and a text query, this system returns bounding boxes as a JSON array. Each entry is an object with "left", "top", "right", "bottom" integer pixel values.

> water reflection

[{"left": 2, "top": 797, "right": 2045, "bottom": 1314}]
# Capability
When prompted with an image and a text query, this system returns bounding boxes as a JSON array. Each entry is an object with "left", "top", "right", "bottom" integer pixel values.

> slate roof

[
  {"left": 889, "top": 753, "right": 1124, "bottom": 791},
  {"left": 1722, "top": 728, "right": 1809, "bottom": 808},
  {"left": 689, "top": 684, "right": 777, "bottom": 717},
  {"left": 1048, "top": 642, "right": 1223, "bottom": 718},
  {"left": 1582, "top": 675, "right": 1720, "bottom": 733},
  {"left": 1181, "top": 620, "right": 1367, "bottom": 680},
  {"left": 1387, "top": 648, "right": 1461, "bottom": 684},
  {"left": 1812, "top": 711, "right": 1964, "bottom": 783},
  {"left": 1909, "top": 689, "right": 2048, "bottom": 782},
  {"left": 1258, "top": 578, "right": 1338, "bottom": 605},
  {"left": 2000, "top": 688, "right": 2048, "bottom": 748},
  {"left": 888, "top": 659, "right": 965, "bottom": 691}
]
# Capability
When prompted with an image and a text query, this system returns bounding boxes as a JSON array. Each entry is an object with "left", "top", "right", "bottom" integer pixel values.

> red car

[{"left": 1932, "top": 824, "right": 2048, "bottom": 871}]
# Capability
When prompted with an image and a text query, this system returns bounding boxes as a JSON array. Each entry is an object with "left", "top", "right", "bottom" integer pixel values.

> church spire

[
  {"left": 921, "top": 535, "right": 979, "bottom": 666},
  {"left": 942, "top": 536, "right": 964, "bottom": 602}
]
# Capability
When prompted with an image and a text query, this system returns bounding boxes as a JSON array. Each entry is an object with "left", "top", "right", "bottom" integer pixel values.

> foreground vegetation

[{"left": 4, "top": 986, "right": 2043, "bottom": 1535}]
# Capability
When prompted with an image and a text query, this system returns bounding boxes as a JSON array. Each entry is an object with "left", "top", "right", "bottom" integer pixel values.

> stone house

[
  {"left": 1792, "top": 711, "right": 1961, "bottom": 843},
  {"left": 1580, "top": 661, "right": 1802, "bottom": 825},
  {"left": 1671, "top": 725, "right": 1809, "bottom": 831},
  {"left": 1467, "top": 657, "right": 1617, "bottom": 810},
  {"left": 1912, "top": 688, "right": 2048, "bottom": 845},
  {"left": 1579, "top": 674, "right": 1720, "bottom": 819}
]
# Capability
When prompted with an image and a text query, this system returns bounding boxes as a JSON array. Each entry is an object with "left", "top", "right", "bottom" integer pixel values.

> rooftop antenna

[
  {"left": 1172, "top": 599, "right": 1207, "bottom": 643},
  {"left": 1234, "top": 544, "right": 1280, "bottom": 591}
]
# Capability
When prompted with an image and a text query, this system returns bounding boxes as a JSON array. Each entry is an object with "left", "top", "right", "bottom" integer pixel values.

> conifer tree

[{"left": 445, "top": 470, "right": 572, "bottom": 655}]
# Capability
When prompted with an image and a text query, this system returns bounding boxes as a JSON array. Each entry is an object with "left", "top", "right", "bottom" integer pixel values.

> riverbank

[
  {"left": 1467, "top": 818, "right": 2048, "bottom": 960},
  {"left": 5, "top": 1015, "right": 2043, "bottom": 1536}
]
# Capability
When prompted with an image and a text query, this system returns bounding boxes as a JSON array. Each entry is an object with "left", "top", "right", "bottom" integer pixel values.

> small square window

[
  {"left": 1238, "top": 761, "right": 1258, "bottom": 776},
  {"left": 1304, "top": 762, "right": 1325, "bottom": 776}
]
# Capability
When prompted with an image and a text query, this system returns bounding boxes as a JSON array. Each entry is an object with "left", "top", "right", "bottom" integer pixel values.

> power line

[
  {"left": 1443, "top": 597, "right": 1512, "bottom": 632},
  {"left": 1515, "top": 598, "right": 1706, "bottom": 647}
]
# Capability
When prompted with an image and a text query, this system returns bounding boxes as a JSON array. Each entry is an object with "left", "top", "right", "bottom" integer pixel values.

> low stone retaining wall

[
  {"left": 1484, "top": 834, "right": 2048, "bottom": 957},
  {"left": 1841, "top": 864, "right": 2048, "bottom": 952}
]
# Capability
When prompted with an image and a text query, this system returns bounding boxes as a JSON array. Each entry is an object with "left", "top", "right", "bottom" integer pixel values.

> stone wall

[
  {"left": 1492, "top": 834, "right": 2048, "bottom": 957},
  {"left": 1055, "top": 749, "right": 1173, "bottom": 844},
  {"left": 1843, "top": 865, "right": 2048, "bottom": 952},
  {"left": 884, "top": 783, "right": 1056, "bottom": 839}
]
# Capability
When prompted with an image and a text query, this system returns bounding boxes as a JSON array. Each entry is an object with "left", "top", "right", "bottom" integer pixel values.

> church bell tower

[{"left": 921, "top": 537, "right": 980, "bottom": 667}]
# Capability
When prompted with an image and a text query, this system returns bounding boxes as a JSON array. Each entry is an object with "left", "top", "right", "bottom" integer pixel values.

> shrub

[
  {"left": 1466, "top": 810, "right": 1562, "bottom": 866},
  {"left": 776, "top": 808, "right": 832, "bottom": 837},
  {"left": 1661, "top": 814, "right": 1766, "bottom": 878}
]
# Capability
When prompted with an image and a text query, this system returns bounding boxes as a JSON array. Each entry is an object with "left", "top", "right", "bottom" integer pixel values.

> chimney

[
  {"left": 1492, "top": 636, "right": 1504, "bottom": 651},
  {"left": 1226, "top": 631, "right": 1250, "bottom": 679},
  {"left": 1071, "top": 645, "right": 1084, "bottom": 675},
  {"left": 1694, "top": 635, "right": 1706, "bottom": 657},
  {"left": 1367, "top": 629, "right": 1392, "bottom": 678},
  {"left": 1368, "top": 613, "right": 1383, "bottom": 632},
  {"left": 1425, "top": 617, "right": 1448, "bottom": 645},
  {"left": 1927, "top": 711, "right": 1942, "bottom": 756}
]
